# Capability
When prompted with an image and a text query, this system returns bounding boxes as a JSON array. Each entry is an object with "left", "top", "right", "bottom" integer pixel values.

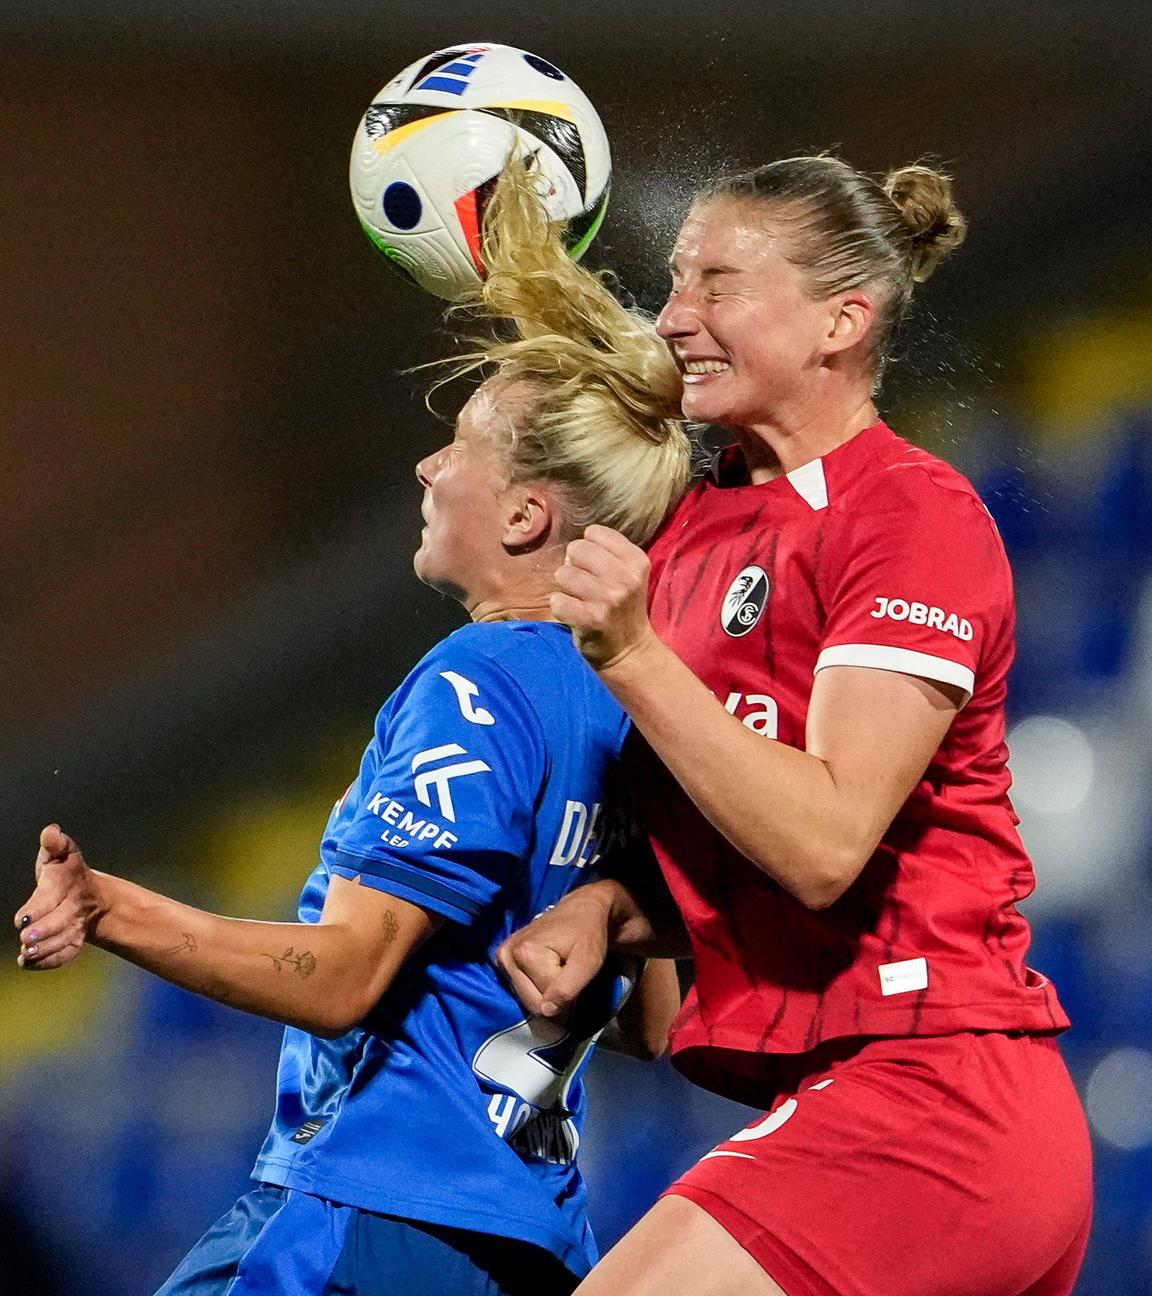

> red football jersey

[{"left": 642, "top": 421, "right": 1068, "bottom": 1101}]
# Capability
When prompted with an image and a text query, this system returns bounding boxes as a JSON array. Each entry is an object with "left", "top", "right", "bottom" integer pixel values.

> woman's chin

[
  {"left": 681, "top": 383, "right": 731, "bottom": 426},
  {"left": 413, "top": 556, "right": 468, "bottom": 604}
]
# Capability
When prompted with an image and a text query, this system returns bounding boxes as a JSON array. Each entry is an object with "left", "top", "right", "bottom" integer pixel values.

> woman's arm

[
  {"left": 598, "top": 957, "right": 682, "bottom": 1061},
  {"left": 498, "top": 867, "right": 690, "bottom": 1020},
  {"left": 15, "top": 826, "right": 441, "bottom": 1038},
  {"left": 554, "top": 526, "right": 963, "bottom": 910}
]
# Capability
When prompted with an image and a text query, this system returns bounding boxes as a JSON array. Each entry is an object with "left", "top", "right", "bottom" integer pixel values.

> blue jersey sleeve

[{"left": 329, "top": 644, "right": 547, "bottom": 925}]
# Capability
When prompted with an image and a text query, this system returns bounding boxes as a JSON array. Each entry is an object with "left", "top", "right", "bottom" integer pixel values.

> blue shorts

[{"left": 155, "top": 1185, "right": 578, "bottom": 1296}]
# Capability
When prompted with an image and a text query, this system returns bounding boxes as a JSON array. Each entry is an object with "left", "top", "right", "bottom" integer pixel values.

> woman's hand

[
  {"left": 497, "top": 883, "right": 615, "bottom": 1019},
  {"left": 552, "top": 524, "right": 659, "bottom": 671},
  {"left": 14, "top": 825, "right": 104, "bottom": 971}
]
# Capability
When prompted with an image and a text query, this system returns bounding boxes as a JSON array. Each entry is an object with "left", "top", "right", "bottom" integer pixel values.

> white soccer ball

[{"left": 349, "top": 43, "right": 611, "bottom": 300}]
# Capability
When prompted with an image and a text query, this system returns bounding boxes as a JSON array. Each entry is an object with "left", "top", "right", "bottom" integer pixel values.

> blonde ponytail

[{"left": 439, "top": 160, "right": 691, "bottom": 546}]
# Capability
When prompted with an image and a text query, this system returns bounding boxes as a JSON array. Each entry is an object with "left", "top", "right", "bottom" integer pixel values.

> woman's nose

[
  {"left": 415, "top": 451, "right": 437, "bottom": 487},
  {"left": 656, "top": 294, "right": 696, "bottom": 339}
]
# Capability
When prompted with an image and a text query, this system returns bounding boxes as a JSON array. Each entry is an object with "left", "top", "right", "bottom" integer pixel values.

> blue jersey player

[{"left": 15, "top": 165, "right": 693, "bottom": 1296}]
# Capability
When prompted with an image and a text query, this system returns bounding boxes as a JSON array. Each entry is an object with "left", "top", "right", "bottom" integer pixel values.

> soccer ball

[{"left": 349, "top": 44, "right": 611, "bottom": 300}]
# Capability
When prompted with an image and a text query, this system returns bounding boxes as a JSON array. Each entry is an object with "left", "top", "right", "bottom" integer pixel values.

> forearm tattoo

[
  {"left": 261, "top": 946, "right": 318, "bottom": 978},
  {"left": 164, "top": 933, "right": 198, "bottom": 955}
]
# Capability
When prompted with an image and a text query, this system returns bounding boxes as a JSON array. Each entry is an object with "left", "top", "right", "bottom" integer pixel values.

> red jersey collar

[{"left": 707, "top": 422, "right": 895, "bottom": 509}]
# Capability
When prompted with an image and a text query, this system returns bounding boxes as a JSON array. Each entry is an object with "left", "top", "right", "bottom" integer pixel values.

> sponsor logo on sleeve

[
  {"left": 721, "top": 566, "right": 770, "bottom": 637},
  {"left": 439, "top": 670, "right": 496, "bottom": 725},
  {"left": 290, "top": 1118, "right": 327, "bottom": 1145},
  {"left": 411, "top": 744, "right": 491, "bottom": 822},
  {"left": 870, "top": 597, "right": 973, "bottom": 641},
  {"left": 365, "top": 790, "right": 458, "bottom": 850},
  {"left": 355, "top": 743, "right": 494, "bottom": 850}
]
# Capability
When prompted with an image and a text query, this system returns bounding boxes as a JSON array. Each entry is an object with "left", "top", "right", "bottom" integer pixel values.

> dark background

[{"left": 2, "top": 3, "right": 1151, "bottom": 1291}]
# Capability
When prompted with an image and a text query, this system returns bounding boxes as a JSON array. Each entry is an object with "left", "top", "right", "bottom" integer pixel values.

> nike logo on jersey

[{"left": 870, "top": 597, "right": 973, "bottom": 641}]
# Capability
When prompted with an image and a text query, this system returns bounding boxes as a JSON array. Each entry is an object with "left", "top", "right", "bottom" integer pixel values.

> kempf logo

[{"left": 721, "top": 566, "right": 770, "bottom": 637}]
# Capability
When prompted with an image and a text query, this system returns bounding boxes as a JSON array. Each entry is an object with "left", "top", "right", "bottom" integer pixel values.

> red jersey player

[{"left": 500, "top": 156, "right": 1092, "bottom": 1296}]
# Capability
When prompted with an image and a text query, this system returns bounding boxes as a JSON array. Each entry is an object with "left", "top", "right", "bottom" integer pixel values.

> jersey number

[{"left": 472, "top": 1015, "right": 594, "bottom": 1113}]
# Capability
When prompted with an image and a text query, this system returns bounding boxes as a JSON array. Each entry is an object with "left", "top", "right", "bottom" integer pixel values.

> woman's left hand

[{"left": 552, "top": 525, "right": 657, "bottom": 671}]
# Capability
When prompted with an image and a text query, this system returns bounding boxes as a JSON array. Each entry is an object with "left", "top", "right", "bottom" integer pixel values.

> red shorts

[{"left": 666, "top": 1032, "right": 1092, "bottom": 1296}]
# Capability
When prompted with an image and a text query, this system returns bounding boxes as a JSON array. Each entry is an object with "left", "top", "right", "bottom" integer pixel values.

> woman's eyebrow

[{"left": 667, "top": 261, "right": 744, "bottom": 279}]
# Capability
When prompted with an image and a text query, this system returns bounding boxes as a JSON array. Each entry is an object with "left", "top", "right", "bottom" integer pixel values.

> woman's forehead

[
  {"left": 458, "top": 377, "right": 532, "bottom": 438},
  {"left": 456, "top": 384, "right": 493, "bottom": 430},
  {"left": 671, "top": 199, "right": 789, "bottom": 270}
]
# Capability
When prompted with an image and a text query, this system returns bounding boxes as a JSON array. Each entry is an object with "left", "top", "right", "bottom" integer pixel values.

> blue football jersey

[{"left": 252, "top": 621, "right": 633, "bottom": 1278}]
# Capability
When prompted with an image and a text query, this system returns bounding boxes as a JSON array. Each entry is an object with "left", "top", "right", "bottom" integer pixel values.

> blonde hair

[
  {"left": 440, "top": 161, "right": 691, "bottom": 546},
  {"left": 700, "top": 155, "right": 967, "bottom": 380}
]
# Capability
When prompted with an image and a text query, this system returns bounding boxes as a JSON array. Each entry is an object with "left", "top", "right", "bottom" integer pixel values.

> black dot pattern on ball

[
  {"left": 382, "top": 182, "right": 423, "bottom": 231},
  {"left": 523, "top": 53, "right": 565, "bottom": 80}
]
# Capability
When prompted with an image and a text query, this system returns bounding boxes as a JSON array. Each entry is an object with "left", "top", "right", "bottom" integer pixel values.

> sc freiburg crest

[{"left": 721, "top": 565, "right": 769, "bottom": 637}]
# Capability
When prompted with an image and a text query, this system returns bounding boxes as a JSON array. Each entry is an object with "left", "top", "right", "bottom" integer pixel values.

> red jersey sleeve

[{"left": 816, "top": 468, "right": 1010, "bottom": 704}]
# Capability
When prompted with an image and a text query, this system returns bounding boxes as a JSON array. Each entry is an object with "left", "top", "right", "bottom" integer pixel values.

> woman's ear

[
  {"left": 502, "top": 484, "right": 556, "bottom": 553},
  {"left": 824, "top": 290, "right": 877, "bottom": 357}
]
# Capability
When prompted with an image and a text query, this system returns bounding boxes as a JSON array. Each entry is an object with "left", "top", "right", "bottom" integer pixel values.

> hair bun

[{"left": 882, "top": 164, "right": 967, "bottom": 282}]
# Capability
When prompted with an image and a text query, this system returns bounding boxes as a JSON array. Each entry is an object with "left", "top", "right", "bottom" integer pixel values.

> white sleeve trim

[{"left": 814, "top": 644, "right": 975, "bottom": 704}]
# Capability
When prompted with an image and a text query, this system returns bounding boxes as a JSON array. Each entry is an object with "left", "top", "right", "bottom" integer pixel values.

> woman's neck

[
  {"left": 464, "top": 552, "right": 567, "bottom": 624},
  {"left": 735, "top": 392, "right": 879, "bottom": 484},
  {"left": 470, "top": 600, "right": 557, "bottom": 624}
]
